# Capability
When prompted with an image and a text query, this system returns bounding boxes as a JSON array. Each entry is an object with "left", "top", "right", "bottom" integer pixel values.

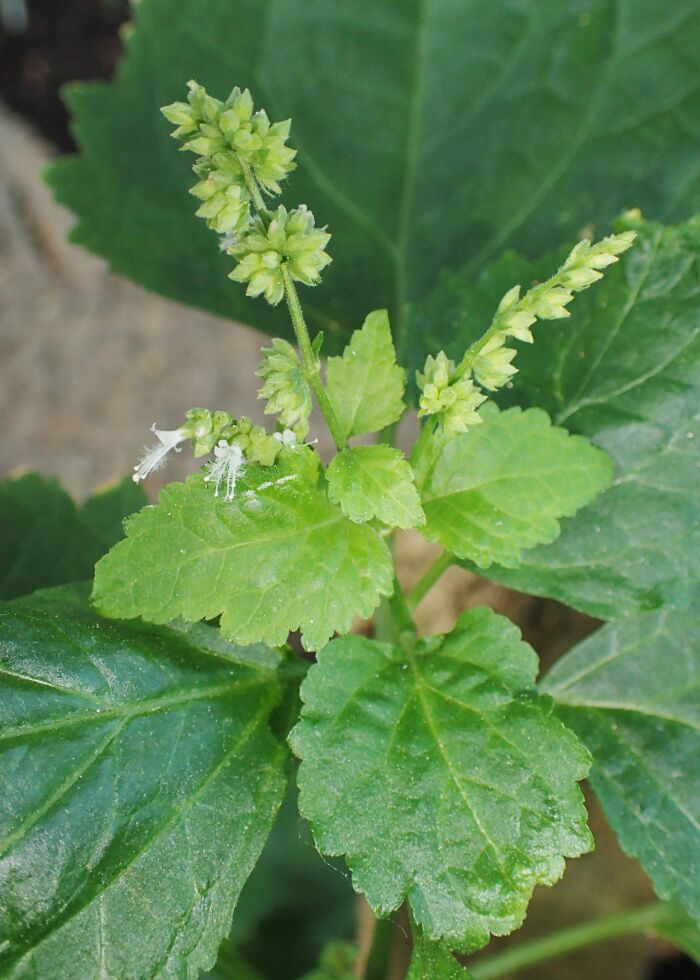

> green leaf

[
  {"left": 0, "top": 473, "right": 146, "bottom": 600},
  {"left": 326, "top": 445, "right": 424, "bottom": 528},
  {"left": 408, "top": 935, "right": 473, "bottom": 979},
  {"left": 543, "top": 605, "right": 700, "bottom": 922},
  {"left": 290, "top": 609, "right": 592, "bottom": 952},
  {"left": 413, "top": 405, "right": 612, "bottom": 568},
  {"left": 93, "top": 464, "right": 392, "bottom": 652},
  {"left": 325, "top": 310, "right": 406, "bottom": 437},
  {"left": 49, "top": 2, "right": 700, "bottom": 354},
  {"left": 0, "top": 585, "right": 287, "bottom": 978},
  {"left": 433, "top": 216, "right": 700, "bottom": 617}
]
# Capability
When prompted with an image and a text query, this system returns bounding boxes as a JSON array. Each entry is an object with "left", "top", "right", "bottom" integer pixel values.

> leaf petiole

[{"left": 406, "top": 551, "right": 455, "bottom": 610}]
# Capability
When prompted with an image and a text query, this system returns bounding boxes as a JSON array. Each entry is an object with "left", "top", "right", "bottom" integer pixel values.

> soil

[{"left": 0, "top": 0, "right": 128, "bottom": 150}]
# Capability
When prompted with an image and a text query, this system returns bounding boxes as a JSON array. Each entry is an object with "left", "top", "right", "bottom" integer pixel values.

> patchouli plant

[{"left": 4, "top": 4, "right": 700, "bottom": 978}]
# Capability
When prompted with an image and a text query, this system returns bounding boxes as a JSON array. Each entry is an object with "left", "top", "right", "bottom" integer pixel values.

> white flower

[
  {"left": 273, "top": 428, "right": 297, "bottom": 448},
  {"left": 132, "top": 425, "right": 187, "bottom": 483},
  {"left": 204, "top": 440, "right": 246, "bottom": 500}
]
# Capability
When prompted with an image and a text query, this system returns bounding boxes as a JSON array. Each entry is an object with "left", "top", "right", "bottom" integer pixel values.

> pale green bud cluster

[
  {"left": 183, "top": 408, "right": 235, "bottom": 456},
  {"left": 257, "top": 339, "right": 312, "bottom": 439},
  {"left": 229, "top": 206, "right": 331, "bottom": 305},
  {"left": 227, "top": 416, "right": 285, "bottom": 467},
  {"left": 190, "top": 164, "right": 250, "bottom": 236},
  {"left": 418, "top": 228, "right": 636, "bottom": 436},
  {"left": 161, "top": 81, "right": 296, "bottom": 194},
  {"left": 486, "top": 230, "right": 637, "bottom": 348},
  {"left": 457, "top": 229, "right": 637, "bottom": 393},
  {"left": 416, "top": 352, "right": 486, "bottom": 434},
  {"left": 162, "top": 82, "right": 332, "bottom": 310},
  {"left": 182, "top": 408, "right": 285, "bottom": 465}
]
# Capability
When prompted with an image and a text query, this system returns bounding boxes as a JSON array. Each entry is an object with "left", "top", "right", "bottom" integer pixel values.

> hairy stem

[
  {"left": 406, "top": 552, "right": 455, "bottom": 610},
  {"left": 280, "top": 266, "right": 347, "bottom": 450},
  {"left": 470, "top": 902, "right": 670, "bottom": 980},
  {"left": 237, "top": 156, "right": 347, "bottom": 450}
]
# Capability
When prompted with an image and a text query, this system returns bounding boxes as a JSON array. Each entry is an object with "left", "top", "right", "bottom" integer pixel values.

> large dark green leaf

[
  {"left": 48, "top": 0, "right": 700, "bottom": 356},
  {"left": 419, "top": 216, "right": 700, "bottom": 618},
  {"left": 0, "top": 585, "right": 287, "bottom": 978},
  {"left": 543, "top": 605, "right": 700, "bottom": 922},
  {"left": 0, "top": 473, "right": 146, "bottom": 600}
]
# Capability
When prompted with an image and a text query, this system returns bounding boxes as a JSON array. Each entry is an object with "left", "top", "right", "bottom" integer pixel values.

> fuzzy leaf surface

[
  {"left": 326, "top": 445, "right": 424, "bottom": 528},
  {"left": 325, "top": 310, "right": 406, "bottom": 437},
  {"left": 423, "top": 216, "right": 700, "bottom": 617},
  {"left": 92, "top": 465, "right": 392, "bottom": 651},
  {"left": 290, "top": 610, "right": 592, "bottom": 952},
  {"left": 47, "top": 1, "right": 700, "bottom": 354},
  {"left": 544, "top": 606, "right": 700, "bottom": 921},
  {"left": 0, "top": 473, "right": 146, "bottom": 600},
  {"left": 407, "top": 936, "right": 473, "bottom": 979},
  {"left": 0, "top": 585, "right": 286, "bottom": 979},
  {"left": 413, "top": 405, "right": 612, "bottom": 568}
]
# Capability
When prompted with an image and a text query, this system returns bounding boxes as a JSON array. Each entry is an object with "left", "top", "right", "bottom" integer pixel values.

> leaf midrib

[
  {"left": 0, "top": 675, "right": 266, "bottom": 743},
  {"left": 3, "top": 691, "right": 281, "bottom": 974}
]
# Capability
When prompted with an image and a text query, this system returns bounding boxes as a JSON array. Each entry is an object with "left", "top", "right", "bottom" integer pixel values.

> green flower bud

[
  {"left": 417, "top": 352, "right": 487, "bottom": 432},
  {"left": 440, "top": 378, "right": 486, "bottom": 434},
  {"left": 183, "top": 408, "right": 234, "bottom": 457},
  {"left": 229, "top": 416, "right": 282, "bottom": 467},
  {"left": 257, "top": 339, "right": 312, "bottom": 439},
  {"left": 472, "top": 335, "right": 518, "bottom": 390},
  {"left": 161, "top": 82, "right": 296, "bottom": 195},
  {"left": 191, "top": 170, "right": 251, "bottom": 235},
  {"left": 228, "top": 206, "right": 331, "bottom": 306}
]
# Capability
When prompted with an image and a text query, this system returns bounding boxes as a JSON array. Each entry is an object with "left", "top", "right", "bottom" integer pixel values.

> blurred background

[{"left": 0, "top": 3, "right": 697, "bottom": 979}]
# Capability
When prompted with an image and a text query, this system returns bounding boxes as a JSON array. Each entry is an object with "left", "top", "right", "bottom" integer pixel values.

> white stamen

[
  {"left": 132, "top": 425, "right": 187, "bottom": 483},
  {"left": 204, "top": 440, "right": 246, "bottom": 501}
]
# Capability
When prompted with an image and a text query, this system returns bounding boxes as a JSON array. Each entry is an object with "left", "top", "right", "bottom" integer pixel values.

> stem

[
  {"left": 238, "top": 154, "right": 267, "bottom": 213},
  {"left": 406, "top": 552, "right": 454, "bottom": 610},
  {"left": 237, "top": 154, "right": 347, "bottom": 451},
  {"left": 281, "top": 266, "right": 348, "bottom": 450},
  {"left": 470, "top": 902, "right": 669, "bottom": 980},
  {"left": 363, "top": 917, "right": 396, "bottom": 980}
]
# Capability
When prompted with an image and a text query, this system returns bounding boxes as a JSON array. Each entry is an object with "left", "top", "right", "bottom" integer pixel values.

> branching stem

[{"left": 470, "top": 902, "right": 670, "bottom": 980}]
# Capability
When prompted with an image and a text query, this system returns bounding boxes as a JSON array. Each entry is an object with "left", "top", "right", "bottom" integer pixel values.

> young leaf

[
  {"left": 0, "top": 473, "right": 146, "bottom": 600},
  {"left": 413, "top": 405, "right": 612, "bottom": 568},
  {"left": 326, "top": 445, "right": 424, "bottom": 528},
  {"left": 543, "top": 605, "right": 700, "bottom": 923},
  {"left": 0, "top": 585, "right": 287, "bottom": 978},
  {"left": 47, "top": 1, "right": 700, "bottom": 353},
  {"left": 408, "top": 934, "right": 473, "bottom": 979},
  {"left": 92, "top": 468, "right": 392, "bottom": 652},
  {"left": 325, "top": 310, "right": 406, "bottom": 437},
  {"left": 290, "top": 609, "right": 592, "bottom": 952},
  {"left": 437, "top": 216, "right": 700, "bottom": 618}
]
